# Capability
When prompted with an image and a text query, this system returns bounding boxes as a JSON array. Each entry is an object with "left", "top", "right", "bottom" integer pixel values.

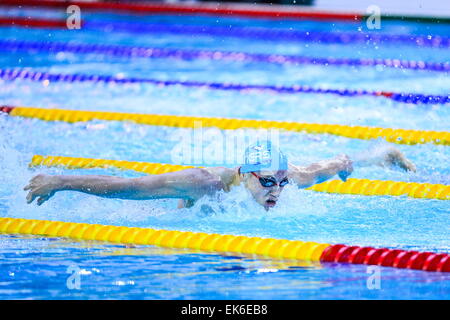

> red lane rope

[
  {"left": 0, "top": 106, "right": 14, "bottom": 114},
  {"left": 0, "top": 0, "right": 362, "bottom": 22},
  {"left": 0, "top": 16, "right": 68, "bottom": 28},
  {"left": 0, "top": 106, "right": 15, "bottom": 114},
  {"left": 321, "top": 244, "right": 450, "bottom": 272}
]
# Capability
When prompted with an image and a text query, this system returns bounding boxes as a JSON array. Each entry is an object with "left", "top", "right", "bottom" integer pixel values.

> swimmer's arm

[
  {"left": 288, "top": 147, "right": 415, "bottom": 188},
  {"left": 288, "top": 154, "right": 353, "bottom": 188},
  {"left": 352, "top": 146, "right": 416, "bottom": 172},
  {"left": 24, "top": 169, "right": 223, "bottom": 205}
]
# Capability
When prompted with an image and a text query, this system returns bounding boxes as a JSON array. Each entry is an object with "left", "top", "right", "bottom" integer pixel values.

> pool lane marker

[
  {"left": 0, "top": 16, "right": 68, "bottom": 29},
  {"left": 0, "top": 0, "right": 362, "bottom": 22},
  {"left": 2, "top": 17, "right": 450, "bottom": 49},
  {"left": 3, "top": 0, "right": 450, "bottom": 24},
  {"left": 0, "top": 217, "right": 448, "bottom": 272},
  {"left": 2, "top": 39, "right": 449, "bottom": 73},
  {"left": 1, "top": 68, "right": 448, "bottom": 105},
  {"left": 3, "top": 106, "right": 450, "bottom": 146},
  {"left": 29, "top": 155, "right": 450, "bottom": 201}
]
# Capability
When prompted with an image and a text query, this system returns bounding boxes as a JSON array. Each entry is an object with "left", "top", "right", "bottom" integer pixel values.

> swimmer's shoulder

[
  {"left": 202, "top": 167, "right": 239, "bottom": 191},
  {"left": 176, "top": 167, "right": 237, "bottom": 209}
]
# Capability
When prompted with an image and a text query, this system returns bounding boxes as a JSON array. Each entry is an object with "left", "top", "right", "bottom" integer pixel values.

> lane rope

[
  {"left": 0, "top": 16, "right": 68, "bottom": 28},
  {"left": 4, "top": 0, "right": 450, "bottom": 24},
  {"left": 4, "top": 106, "right": 450, "bottom": 146},
  {"left": 0, "top": 217, "right": 448, "bottom": 272},
  {"left": 2, "top": 17, "right": 449, "bottom": 49},
  {"left": 0, "top": 0, "right": 362, "bottom": 22},
  {"left": 1, "top": 68, "right": 448, "bottom": 105},
  {"left": 1, "top": 39, "right": 449, "bottom": 73},
  {"left": 30, "top": 155, "right": 450, "bottom": 201}
]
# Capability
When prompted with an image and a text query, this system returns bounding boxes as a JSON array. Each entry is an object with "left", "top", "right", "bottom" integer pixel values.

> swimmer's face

[{"left": 243, "top": 169, "right": 289, "bottom": 210}]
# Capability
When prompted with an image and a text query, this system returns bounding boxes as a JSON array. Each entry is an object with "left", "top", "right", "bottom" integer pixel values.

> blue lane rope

[
  {"left": 84, "top": 21, "right": 450, "bottom": 49},
  {"left": 1, "top": 68, "right": 448, "bottom": 105},
  {"left": 1, "top": 39, "right": 449, "bottom": 73}
]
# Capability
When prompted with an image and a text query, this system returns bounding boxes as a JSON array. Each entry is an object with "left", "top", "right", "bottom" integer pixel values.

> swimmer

[{"left": 24, "top": 142, "right": 416, "bottom": 210}]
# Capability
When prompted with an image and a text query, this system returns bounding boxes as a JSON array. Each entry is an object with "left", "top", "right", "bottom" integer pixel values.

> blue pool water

[{"left": 0, "top": 7, "right": 449, "bottom": 299}]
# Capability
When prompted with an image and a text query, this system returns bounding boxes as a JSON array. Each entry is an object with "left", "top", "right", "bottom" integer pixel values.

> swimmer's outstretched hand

[
  {"left": 380, "top": 147, "right": 416, "bottom": 172},
  {"left": 24, "top": 174, "right": 60, "bottom": 205},
  {"left": 354, "top": 146, "right": 416, "bottom": 172}
]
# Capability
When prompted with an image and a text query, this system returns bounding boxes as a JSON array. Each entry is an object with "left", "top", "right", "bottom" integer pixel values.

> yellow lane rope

[
  {"left": 0, "top": 217, "right": 329, "bottom": 261},
  {"left": 2, "top": 219, "right": 449, "bottom": 272},
  {"left": 30, "top": 155, "right": 450, "bottom": 200},
  {"left": 10, "top": 107, "right": 450, "bottom": 146}
]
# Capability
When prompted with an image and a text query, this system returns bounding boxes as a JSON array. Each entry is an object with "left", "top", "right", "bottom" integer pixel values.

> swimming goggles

[{"left": 251, "top": 172, "right": 289, "bottom": 188}]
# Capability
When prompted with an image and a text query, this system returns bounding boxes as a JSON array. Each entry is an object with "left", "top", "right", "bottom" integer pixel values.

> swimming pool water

[
  {"left": 0, "top": 7, "right": 449, "bottom": 299},
  {"left": 1, "top": 234, "right": 448, "bottom": 300}
]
